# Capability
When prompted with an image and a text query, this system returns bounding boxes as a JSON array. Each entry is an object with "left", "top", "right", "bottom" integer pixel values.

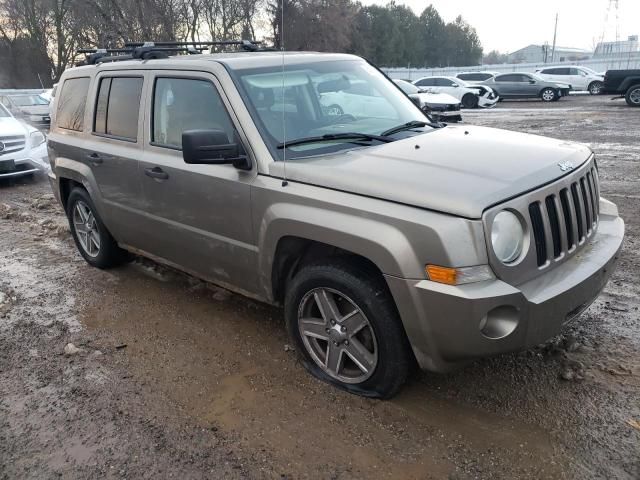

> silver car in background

[{"left": 482, "top": 72, "right": 572, "bottom": 102}]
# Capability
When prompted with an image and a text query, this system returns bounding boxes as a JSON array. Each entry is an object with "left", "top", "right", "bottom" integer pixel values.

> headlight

[
  {"left": 491, "top": 210, "right": 525, "bottom": 263},
  {"left": 29, "top": 130, "right": 46, "bottom": 149}
]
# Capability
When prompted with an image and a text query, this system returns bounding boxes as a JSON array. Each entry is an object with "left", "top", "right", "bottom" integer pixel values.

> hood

[
  {"left": 416, "top": 92, "right": 460, "bottom": 106},
  {"left": 269, "top": 125, "right": 592, "bottom": 219},
  {"left": 0, "top": 116, "right": 29, "bottom": 137}
]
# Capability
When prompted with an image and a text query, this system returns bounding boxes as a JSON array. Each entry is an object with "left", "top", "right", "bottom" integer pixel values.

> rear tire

[
  {"left": 540, "top": 87, "right": 556, "bottom": 102},
  {"left": 66, "top": 188, "right": 127, "bottom": 269},
  {"left": 625, "top": 84, "right": 640, "bottom": 107},
  {"left": 461, "top": 93, "right": 479, "bottom": 109},
  {"left": 588, "top": 81, "right": 603, "bottom": 95},
  {"left": 284, "top": 258, "right": 412, "bottom": 399}
]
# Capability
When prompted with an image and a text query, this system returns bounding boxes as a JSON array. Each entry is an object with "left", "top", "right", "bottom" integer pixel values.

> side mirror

[
  {"left": 182, "top": 129, "right": 251, "bottom": 170},
  {"left": 529, "top": 79, "right": 536, "bottom": 84},
  {"left": 451, "top": 83, "right": 459, "bottom": 88}
]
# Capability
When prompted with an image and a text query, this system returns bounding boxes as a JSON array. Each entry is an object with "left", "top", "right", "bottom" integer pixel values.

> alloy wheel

[
  {"left": 73, "top": 200, "right": 101, "bottom": 257},
  {"left": 542, "top": 89, "right": 555, "bottom": 101},
  {"left": 297, "top": 287, "right": 378, "bottom": 384},
  {"left": 630, "top": 88, "right": 640, "bottom": 105}
]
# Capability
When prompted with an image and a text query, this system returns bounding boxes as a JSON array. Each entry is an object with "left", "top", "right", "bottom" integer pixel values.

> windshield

[
  {"left": 9, "top": 94, "right": 49, "bottom": 106},
  {"left": 231, "top": 59, "right": 428, "bottom": 160},
  {"left": 0, "top": 104, "right": 10, "bottom": 117}
]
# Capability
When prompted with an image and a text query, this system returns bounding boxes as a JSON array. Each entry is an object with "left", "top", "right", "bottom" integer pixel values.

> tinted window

[
  {"left": 436, "top": 78, "right": 455, "bottom": 86},
  {"left": 152, "top": 78, "right": 235, "bottom": 149},
  {"left": 415, "top": 78, "right": 436, "bottom": 87},
  {"left": 495, "top": 74, "right": 518, "bottom": 82},
  {"left": 94, "top": 77, "right": 143, "bottom": 140},
  {"left": 458, "top": 73, "right": 490, "bottom": 81},
  {"left": 57, "top": 77, "right": 90, "bottom": 131},
  {"left": 569, "top": 68, "right": 582, "bottom": 75}
]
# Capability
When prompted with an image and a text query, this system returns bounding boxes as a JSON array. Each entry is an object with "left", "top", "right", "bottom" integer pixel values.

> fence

[{"left": 382, "top": 52, "right": 640, "bottom": 81}]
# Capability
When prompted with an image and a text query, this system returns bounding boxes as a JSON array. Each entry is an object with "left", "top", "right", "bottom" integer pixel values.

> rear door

[
  {"left": 493, "top": 74, "right": 519, "bottom": 96},
  {"left": 85, "top": 72, "right": 147, "bottom": 246},
  {"left": 137, "top": 71, "right": 259, "bottom": 294}
]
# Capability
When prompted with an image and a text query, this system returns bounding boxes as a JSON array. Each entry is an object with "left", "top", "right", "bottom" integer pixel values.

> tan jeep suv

[{"left": 47, "top": 46, "right": 624, "bottom": 398}]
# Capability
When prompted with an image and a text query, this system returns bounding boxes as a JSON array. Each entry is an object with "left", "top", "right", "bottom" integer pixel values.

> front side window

[
  {"left": 94, "top": 76, "right": 143, "bottom": 140},
  {"left": 231, "top": 60, "right": 427, "bottom": 160},
  {"left": 152, "top": 77, "right": 235, "bottom": 149},
  {"left": 10, "top": 95, "right": 48, "bottom": 106},
  {"left": 415, "top": 78, "right": 436, "bottom": 87},
  {"left": 57, "top": 77, "right": 91, "bottom": 131}
]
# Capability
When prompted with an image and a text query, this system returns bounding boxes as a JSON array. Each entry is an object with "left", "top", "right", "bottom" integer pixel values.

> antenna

[{"left": 281, "top": 0, "right": 288, "bottom": 187}]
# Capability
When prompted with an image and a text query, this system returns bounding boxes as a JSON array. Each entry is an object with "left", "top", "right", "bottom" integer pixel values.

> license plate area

[{"left": 0, "top": 159, "right": 16, "bottom": 172}]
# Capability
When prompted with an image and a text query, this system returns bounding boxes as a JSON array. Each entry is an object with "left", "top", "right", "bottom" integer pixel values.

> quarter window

[
  {"left": 57, "top": 77, "right": 90, "bottom": 131},
  {"left": 94, "top": 76, "right": 143, "bottom": 140},
  {"left": 152, "top": 77, "right": 235, "bottom": 149}
]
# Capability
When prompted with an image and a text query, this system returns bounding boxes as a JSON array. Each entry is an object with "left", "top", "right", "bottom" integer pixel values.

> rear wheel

[
  {"left": 625, "top": 84, "right": 640, "bottom": 107},
  {"left": 461, "top": 93, "right": 479, "bottom": 109},
  {"left": 66, "top": 188, "right": 127, "bottom": 268},
  {"left": 540, "top": 87, "right": 556, "bottom": 102},
  {"left": 588, "top": 81, "right": 603, "bottom": 95},
  {"left": 285, "top": 259, "right": 412, "bottom": 399}
]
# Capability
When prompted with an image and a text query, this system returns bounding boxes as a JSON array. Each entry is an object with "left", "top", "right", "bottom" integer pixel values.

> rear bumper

[{"left": 386, "top": 210, "right": 624, "bottom": 372}]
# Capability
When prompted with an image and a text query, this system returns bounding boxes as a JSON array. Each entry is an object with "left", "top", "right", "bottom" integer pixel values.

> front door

[{"left": 137, "top": 72, "right": 259, "bottom": 295}]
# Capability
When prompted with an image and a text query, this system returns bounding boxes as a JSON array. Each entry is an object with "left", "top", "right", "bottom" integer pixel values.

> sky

[{"left": 360, "top": 0, "right": 640, "bottom": 53}]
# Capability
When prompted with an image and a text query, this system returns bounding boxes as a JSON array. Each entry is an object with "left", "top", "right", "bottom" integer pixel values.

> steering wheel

[{"left": 333, "top": 114, "right": 356, "bottom": 123}]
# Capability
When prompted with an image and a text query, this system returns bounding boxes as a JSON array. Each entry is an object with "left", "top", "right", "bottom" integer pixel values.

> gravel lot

[{"left": 1, "top": 94, "right": 638, "bottom": 479}]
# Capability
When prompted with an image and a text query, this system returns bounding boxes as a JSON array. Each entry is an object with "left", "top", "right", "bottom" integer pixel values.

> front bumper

[
  {"left": 386, "top": 208, "right": 624, "bottom": 372},
  {"left": 0, "top": 144, "right": 49, "bottom": 179}
]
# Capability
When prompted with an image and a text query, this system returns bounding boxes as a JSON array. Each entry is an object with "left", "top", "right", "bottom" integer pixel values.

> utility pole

[{"left": 551, "top": 13, "right": 558, "bottom": 63}]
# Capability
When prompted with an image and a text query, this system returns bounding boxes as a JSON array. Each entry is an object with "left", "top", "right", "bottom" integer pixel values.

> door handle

[
  {"left": 144, "top": 167, "right": 169, "bottom": 180},
  {"left": 86, "top": 152, "right": 104, "bottom": 165}
]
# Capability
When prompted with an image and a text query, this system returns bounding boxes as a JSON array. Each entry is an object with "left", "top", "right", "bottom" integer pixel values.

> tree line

[{"left": 0, "top": 0, "right": 483, "bottom": 88}]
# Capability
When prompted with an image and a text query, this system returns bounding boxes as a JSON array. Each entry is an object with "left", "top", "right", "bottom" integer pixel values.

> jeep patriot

[{"left": 47, "top": 48, "right": 624, "bottom": 398}]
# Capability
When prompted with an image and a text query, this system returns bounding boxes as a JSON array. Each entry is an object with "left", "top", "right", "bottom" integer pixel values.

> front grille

[
  {"left": 0, "top": 135, "right": 26, "bottom": 156},
  {"left": 529, "top": 165, "right": 600, "bottom": 267}
]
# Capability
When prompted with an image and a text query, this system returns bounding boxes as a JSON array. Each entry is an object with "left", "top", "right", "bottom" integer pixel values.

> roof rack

[{"left": 76, "top": 40, "right": 272, "bottom": 66}]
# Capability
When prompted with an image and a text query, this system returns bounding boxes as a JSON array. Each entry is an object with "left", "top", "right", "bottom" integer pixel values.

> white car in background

[
  {"left": 455, "top": 72, "right": 499, "bottom": 84},
  {"left": 535, "top": 66, "right": 604, "bottom": 94},
  {"left": 0, "top": 103, "right": 49, "bottom": 179},
  {"left": 412, "top": 76, "right": 499, "bottom": 108},
  {"left": 393, "top": 79, "right": 462, "bottom": 122}
]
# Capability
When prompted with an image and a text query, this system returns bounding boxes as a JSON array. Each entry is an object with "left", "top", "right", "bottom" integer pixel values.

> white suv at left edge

[
  {"left": 0, "top": 103, "right": 49, "bottom": 179},
  {"left": 412, "top": 76, "right": 499, "bottom": 108}
]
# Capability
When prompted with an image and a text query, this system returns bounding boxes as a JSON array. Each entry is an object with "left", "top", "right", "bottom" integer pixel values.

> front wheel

[
  {"left": 588, "top": 81, "right": 603, "bottom": 95},
  {"left": 625, "top": 84, "right": 640, "bottom": 107},
  {"left": 540, "top": 87, "right": 556, "bottom": 102},
  {"left": 66, "top": 188, "right": 127, "bottom": 268},
  {"left": 461, "top": 93, "right": 479, "bottom": 109},
  {"left": 285, "top": 259, "right": 412, "bottom": 399}
]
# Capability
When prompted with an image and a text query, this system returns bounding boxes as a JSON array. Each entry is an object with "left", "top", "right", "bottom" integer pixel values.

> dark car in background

[
  {"left": 602, "top": 70, "right": 640, "bottom": 106},
  {"left": 482, "top": 73, "right": 572, "bottom": 102}
]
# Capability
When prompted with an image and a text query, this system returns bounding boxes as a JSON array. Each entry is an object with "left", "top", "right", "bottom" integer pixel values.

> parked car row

[
  {"left": 0, "top": 102, "right": 49, "bottom": 179},
  {"left": 0, "top": 89, "right": 51, "bottom": 127}
]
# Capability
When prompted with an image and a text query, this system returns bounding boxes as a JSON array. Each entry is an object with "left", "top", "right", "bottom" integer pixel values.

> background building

[
  {"left": 506, "top": 44, "right": 592, "bottom": 63},
  {"left": 594, "top": 35, "right": 639, "bottom": 57}
]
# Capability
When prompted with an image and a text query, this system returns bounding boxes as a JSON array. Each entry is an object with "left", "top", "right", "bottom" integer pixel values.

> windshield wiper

[
  {"left": 277, "top": 132, "right": 393, "bottom": 149},
  {"left": 381, "top": 120, "right": 441, "bottom": 137}
]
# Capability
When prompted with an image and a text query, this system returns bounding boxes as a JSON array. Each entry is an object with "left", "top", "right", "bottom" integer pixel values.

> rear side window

[
  {"left": 94, "top": 76, "right": 143, "bottom": 140},
  {"left": 458, "top": 73, "right": 489, "bottom": 81},
  {"left": 57, "top": 77, "right": 90, "bottom": 131},
  {"left": 152, "top": 77, "right": 235, "bottom": 149}
]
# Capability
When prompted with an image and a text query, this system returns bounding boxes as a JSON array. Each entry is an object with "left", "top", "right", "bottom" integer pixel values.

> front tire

[
  {"left": 540, "top": 87, "right": 556, "bottom": 102},
  {"left": 588, "top": 81, "right": 603, "bottom": 95},
  {"left": 66, "top": 188, "right": 127, "bottom": 269},
  {"left": 461, "top": 93, "right": 479, "bottom": 109},
  {"left": 285, "top": 259, "right": 412, "bottom": 399},
  {"left": 625, "top": 84, "right": 640, "bottom": 107}
]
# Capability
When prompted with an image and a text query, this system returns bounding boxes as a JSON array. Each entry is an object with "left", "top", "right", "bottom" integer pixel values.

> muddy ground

[{"left": 0, "top": 94, "right": 638, "bottom": 479}]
